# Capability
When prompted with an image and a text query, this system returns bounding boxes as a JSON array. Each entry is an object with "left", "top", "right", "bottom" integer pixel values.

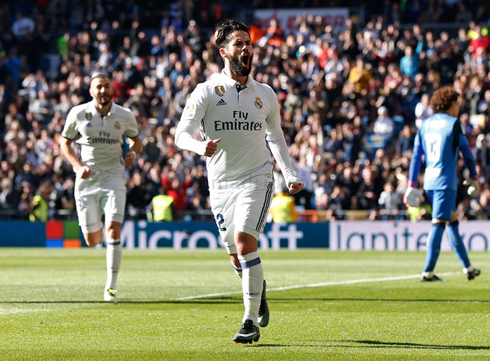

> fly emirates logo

[{"left": 214, "top": 111, "right": 263, "bottom": 131}]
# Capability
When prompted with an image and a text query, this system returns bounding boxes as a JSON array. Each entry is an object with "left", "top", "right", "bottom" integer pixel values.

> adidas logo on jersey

[{"left": 216, "top": 99, "right": 227, "bottom": 106}]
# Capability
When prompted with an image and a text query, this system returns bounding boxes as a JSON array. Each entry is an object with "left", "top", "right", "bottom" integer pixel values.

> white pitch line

[{"left": 173, "top": 272, "right": 457, "bottom": 300}]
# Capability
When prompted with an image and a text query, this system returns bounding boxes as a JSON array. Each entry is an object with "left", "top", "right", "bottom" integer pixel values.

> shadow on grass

[
  {"left": 1, "top": 296, "right": 489, "bottom": 304},
  {"left": 251, "top": 340, "right": 490, "bottom": 351},
  {"left": 269, "top": 297, "right": 490, "bottom": 304},
  {"left": 0, "top": 298, "right": 244, "bottom": 305},
  {"left": 339, "top": 339, "right": 490, "bottom": 350}
]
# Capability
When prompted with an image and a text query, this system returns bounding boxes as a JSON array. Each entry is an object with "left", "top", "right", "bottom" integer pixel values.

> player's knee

[
  {"left": 84, "top": 234, "right": 101, "bottom": 247},
  {"left": 106, "top": 229, "right": 120, "bottom": 240},
  {"left": 235, "top": 232, "right": 258, "bottom": 255},
  {"left": 235, "top": 242, "right": 257, "bottom": 256},
  {"left": 106, "top": 222, "right": 122, "bottom": 240},
  {"left": 83, "top": 226, "right": 102, "bottom": 247}
]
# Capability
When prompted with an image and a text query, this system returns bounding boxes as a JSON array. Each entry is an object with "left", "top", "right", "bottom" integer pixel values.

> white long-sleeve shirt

[{"left": 175, "top": 70, "right": 295, "bottom": 189}]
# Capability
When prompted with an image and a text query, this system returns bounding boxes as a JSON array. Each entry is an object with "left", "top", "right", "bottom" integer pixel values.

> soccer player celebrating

[
  {"left": 175, "top": 19, "right": 304, "bottom": 343},
  {"left": 404, "top": 86, "right": 480, "bottom": 282},
  {"left": 60, "top": 74, "right": 142, "bottom": 302}
]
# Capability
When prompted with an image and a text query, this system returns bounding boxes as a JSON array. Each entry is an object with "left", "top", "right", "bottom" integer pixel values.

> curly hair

[
  {"left": 215, "top": 19, "right": 250, "bottom": 49},
  {"left": 430, "top": 86, "right": 459, "bottom": 113}
]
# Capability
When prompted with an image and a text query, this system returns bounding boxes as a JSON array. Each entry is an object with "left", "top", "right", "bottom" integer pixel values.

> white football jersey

[
  {"left": 62, "top": 101, "right": 139, "bottom": 175},
  {"left": 175, "top": 70, "right": 294, "bottom": 189}
]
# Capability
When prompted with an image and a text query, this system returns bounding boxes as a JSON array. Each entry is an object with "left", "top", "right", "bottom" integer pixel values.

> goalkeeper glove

[
  {"left": 403, "top": 187, "right": 424, "bottom": 207},
  {"left": 463, "top": 177, "right": 480, "bottom": 198}
]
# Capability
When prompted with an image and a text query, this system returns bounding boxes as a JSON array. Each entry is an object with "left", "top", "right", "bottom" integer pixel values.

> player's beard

[
  {"left": 96, "top": 92, "right": 113, "bottom": 107},
  {"left": 228, "top": 52, "right": 253, "bottom": 77}
]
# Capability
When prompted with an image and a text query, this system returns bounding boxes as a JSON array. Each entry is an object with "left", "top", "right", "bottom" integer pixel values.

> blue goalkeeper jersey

[{"left": 408, "top": 113, "right": 476, "bottom": 191}]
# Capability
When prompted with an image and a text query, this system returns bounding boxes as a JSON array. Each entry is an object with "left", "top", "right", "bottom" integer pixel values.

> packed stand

[{"left": 0, "top": 1, "right": 489, "bottom": 222}]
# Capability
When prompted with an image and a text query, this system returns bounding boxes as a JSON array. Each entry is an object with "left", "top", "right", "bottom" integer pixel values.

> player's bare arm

[{"left": 59, "top": 136, "right": 91, "bottom": 179}]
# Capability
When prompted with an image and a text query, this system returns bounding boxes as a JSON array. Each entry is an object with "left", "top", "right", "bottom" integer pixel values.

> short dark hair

[
  {"left": 215, "top": 19, "right": 250, "bottom": 48},
  {"left": 90, "top": 73, "right": 110, "bottom": 83},
  {"left": 430, "top": 86, "right": 459, "bottom": 113}
]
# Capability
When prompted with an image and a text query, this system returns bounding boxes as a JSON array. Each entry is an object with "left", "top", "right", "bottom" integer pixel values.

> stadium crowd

[{"left": 0, "top": 1, "right": 489, "bottom": 222}]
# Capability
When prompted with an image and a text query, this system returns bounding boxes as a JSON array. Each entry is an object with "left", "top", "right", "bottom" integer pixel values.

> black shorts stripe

[{"left": 256, "top": 181, "right": 274, "bottom": 231}]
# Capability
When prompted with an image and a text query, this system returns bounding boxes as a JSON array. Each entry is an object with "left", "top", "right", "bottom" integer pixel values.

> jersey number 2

[{"left": 215, "top": 213, "right": 227, "bottom": 232}]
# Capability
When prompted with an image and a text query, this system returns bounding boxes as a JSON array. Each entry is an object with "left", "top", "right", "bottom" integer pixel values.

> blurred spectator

[
  {"left": 29, "top": 182, "right": 50, "bottom": 222},
  {"left": 147, "top": 186, "right": 175, "bottom": 222},
  {"left": 249, "top": 18, "right": 266, "bottom": 45},
  {"left": 414, "top": 93, "right": 433, "bottom": 127},
  {"left": 293, "top": 155, "right": 314, "bottom": 209},
  {"left": 347, "top": 57, "right": 371, "bottom": 94},
  {"left": 478, "top": 90, "right": 490, "bottom": 115},
  {"left": 373, "top": 106, "right": 394, "bottom": 137},
  {"left": 400, "top": 46, "right": 419, "bottom": 79},
  {"left": 263, "top": 18, "right": 285, "bottom": 48},
  {"left": 183, "top": 20, "right": 204, "bottom": 57},
  {"left": 269, "top": 186, "right": 297, "bottom": 223},
  {"left": 397, "top": 125, "right": 415, "bottom": 155},
  {"left": 378, "top": 182, "right": 402, "bottom": 220},
  {"left": 407, "top": 188, "right": 432, "bottom": 222},
  {"left": 328, "top": 185, "right": 350, "bottom": 219},
  {"left": 127, "top": 172, "right": 153, "bottom": 220},
  {"left": 357, "top": 166, "right": 381, "bottom": 213},
  {"left": 12, "top": 12, "right": 35, "bottom": 39},
  {"left": 0, "top": 177, "right": 20, "bottom": 214},
  {"left": 475, "top": 134, "right": 490, "bottom": 182}
]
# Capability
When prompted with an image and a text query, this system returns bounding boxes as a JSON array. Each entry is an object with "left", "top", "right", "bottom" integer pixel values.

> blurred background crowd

[{"left": 0, "top": 0, "right": 489, "bottom": 222}]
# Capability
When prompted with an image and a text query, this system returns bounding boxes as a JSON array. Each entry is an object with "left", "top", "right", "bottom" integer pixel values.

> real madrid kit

[
  {"left": 175, "top": 70, "right": 296, "bottom": 252},
  {"left": 62, "top": 101, "right": 139, "bottom": 232}
]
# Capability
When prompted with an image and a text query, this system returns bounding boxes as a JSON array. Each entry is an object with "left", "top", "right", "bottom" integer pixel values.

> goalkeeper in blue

[{"left": 404, "top": 86, "right": 481, "bottom": 282}]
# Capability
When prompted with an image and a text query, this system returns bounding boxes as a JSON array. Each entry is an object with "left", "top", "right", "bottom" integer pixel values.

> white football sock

[
  {"left": 231, "top": 261, "right": 242, "bottom": 279},
  {"left": 238, "top": 251, "right": 263, "bottom": 325},
  {"left": 106, "top": 240, "right": 122, "bottom": 290}
]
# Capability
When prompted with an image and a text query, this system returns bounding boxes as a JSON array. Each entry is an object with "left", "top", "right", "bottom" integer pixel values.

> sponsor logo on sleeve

[{"left": 184, "top": 102, "right": 196, "bottom": 118}]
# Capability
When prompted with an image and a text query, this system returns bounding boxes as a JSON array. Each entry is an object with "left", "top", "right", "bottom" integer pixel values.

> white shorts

[
  {"left": 74, "top": 173, "right": 126, "bottom": 234},
  {"left": 209, "top": 176, "right": 274, "bottom": 254}
]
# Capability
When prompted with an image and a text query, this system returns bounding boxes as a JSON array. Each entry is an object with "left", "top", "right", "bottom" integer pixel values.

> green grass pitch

[{"left": 1, "top": 248, "right": 489, "bottom": 360}]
